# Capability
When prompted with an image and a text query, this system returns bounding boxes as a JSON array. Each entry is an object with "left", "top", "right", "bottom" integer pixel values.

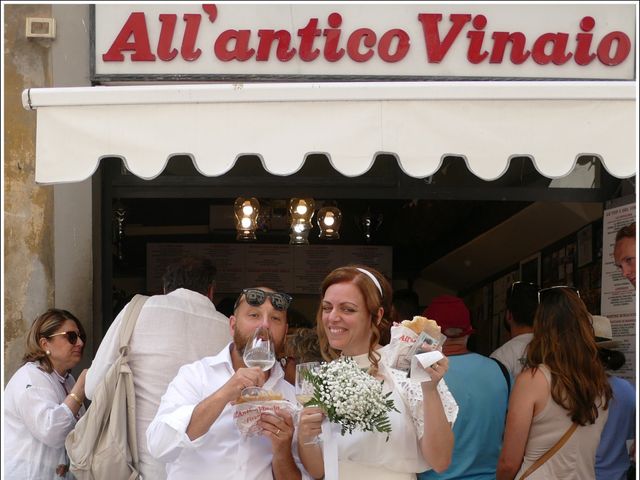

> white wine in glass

[
  {"left": 295, "top": 361, "right": 321, "bottom": 445},
  {"left": 295, "top": 362, "right": 320, "bottom": 406},
  {"left": 243, "top": 326, "right": 276, "bottom": 371}
]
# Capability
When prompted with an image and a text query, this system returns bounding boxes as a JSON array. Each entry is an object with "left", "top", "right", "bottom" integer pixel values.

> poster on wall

[{"left": 600, "top": 202, "right": 636, "bottom": 384}]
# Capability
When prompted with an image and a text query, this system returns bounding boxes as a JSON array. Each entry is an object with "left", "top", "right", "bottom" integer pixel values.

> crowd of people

[{"left": 3, "top": 222, "right": 635, "bottom": 480}]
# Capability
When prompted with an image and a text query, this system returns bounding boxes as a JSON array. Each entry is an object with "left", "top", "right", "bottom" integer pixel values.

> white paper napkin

[{"left": 410, "top": 350, "right": 444, "bottom": 382}]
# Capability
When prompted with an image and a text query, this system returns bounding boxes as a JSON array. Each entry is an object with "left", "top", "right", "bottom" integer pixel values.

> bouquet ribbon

[{"left": 322, "top": 419, "right": 339, "bottom": 480}]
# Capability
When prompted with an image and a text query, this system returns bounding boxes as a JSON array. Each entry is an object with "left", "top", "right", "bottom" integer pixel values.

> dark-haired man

[
  {"left": 147, "top": 287, "right": 306, "bottom": 480},
  {"left": 86, "top": 256, "right": 231, "bottom": 479},
  {"left": 491, "top": 281, "right": 539, "bottom": 378}
]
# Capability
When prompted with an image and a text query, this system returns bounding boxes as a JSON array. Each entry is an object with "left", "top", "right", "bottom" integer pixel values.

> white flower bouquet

[{"left": 302, "top": 357, "right": 397, "bottom": 440}]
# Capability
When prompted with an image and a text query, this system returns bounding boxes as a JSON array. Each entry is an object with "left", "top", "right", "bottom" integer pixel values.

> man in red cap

[{"left": 418, "top": 295, "right": 510, "bottom": 480}]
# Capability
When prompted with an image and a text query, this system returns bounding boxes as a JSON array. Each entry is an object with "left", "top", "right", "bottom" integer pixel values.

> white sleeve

[
  {"left": 85, "top": 305, "right": 126, "bottom": 399},
  {"left": 387, "top": 368, "right": 459, "bottom": 440},
  {"left": 146, "top": 363, "right": 209, "bottom": 463},
  {"left": 16, "top": 373, "right": 77, "bottom": 448}
]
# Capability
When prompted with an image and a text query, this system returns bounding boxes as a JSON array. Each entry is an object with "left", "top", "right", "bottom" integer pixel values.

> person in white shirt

[
  {"left": 4, "top": 309, "right": 88, "bottom": 479},
  {"left": 146, "top": 286, "right": 306, "bottom": 480},
  {"left": 85, "top": 256, "right": 232, "bottom": 480},
  {"left": 490, "top": 281, "right": 538, "bottom": 378}
]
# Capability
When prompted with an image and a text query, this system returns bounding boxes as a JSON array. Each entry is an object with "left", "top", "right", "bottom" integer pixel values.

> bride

[{"left": 298, "top": 265, "right": 457, "bottom": 480}]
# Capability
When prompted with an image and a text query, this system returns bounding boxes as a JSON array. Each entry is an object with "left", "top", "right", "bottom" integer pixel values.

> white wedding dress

[{"left": 333, "top": 347, "right": 459, "bottom": 479}]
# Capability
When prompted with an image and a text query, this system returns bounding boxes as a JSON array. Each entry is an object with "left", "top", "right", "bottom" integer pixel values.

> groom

[{"left": 146, "top": 287, "right": 307, "bottom": 480}]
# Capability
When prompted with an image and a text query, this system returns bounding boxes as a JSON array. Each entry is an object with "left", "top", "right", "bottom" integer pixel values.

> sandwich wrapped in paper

[
  {"left": 232, "top": 389, "right": 296, "bottom": 437},
  {"left": 387, "top": 316, "right": 446, "bottom": 371}
]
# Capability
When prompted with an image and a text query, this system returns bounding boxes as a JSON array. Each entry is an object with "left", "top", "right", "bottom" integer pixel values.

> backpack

[{"left": 65, "top": 294, "right": 148, "bottom": 480}]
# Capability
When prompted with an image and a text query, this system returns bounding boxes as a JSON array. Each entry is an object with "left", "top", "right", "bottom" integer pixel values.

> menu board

[
  {"left": 600, "top": 202, "right": 636, "bottom": 384},
  {"left": 147, "top": 243, "right": 392, "bottom": 295}
]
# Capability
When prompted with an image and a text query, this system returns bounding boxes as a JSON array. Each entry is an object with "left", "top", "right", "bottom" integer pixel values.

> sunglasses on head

[
  {"left": 47, "top": 330, "right": 85, "bottom": 345},
  {"left": 537, "top": 286, "right": 580, "bottom": 304},
  {"left": 235, "top": 288, "right": 293, "bottom": 311},
  {"left": 508, "top": 281, "right": 540, "bottom": 298}
]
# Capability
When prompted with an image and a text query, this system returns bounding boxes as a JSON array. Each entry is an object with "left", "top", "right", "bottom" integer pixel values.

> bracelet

[{"left": 69, "top": 392, "right": 83, "bottom": 406}]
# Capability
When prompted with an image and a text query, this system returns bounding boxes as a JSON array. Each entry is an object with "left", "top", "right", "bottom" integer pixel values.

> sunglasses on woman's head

[
  {"left": 47, "top": 330, "right": 85, "bottom": 345},
  {"left": 537, "top": 286, "right": 580, "bottom": 304},
  {"left": 235, "top": 288, "right": 293, "bottom": 311}
]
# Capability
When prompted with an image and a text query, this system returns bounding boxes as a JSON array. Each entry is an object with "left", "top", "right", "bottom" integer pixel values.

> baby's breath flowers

[{"left": 303, "top": 357, "right": 397, "bottom": 440}]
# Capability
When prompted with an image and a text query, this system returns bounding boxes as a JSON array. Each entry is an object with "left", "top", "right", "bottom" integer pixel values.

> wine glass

[
  {"left": 295, "top": 362, "right": 319, "bottom": 405},
  {"left": 296, "top": 361, "right": 321, "bottom": 444},
  {"left": 243, "top": 325, "right": 276, "bottom": 372}
]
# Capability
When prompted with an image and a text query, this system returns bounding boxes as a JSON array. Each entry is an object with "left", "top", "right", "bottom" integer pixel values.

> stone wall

[{"left": 3, "top": 4, "right": 55, "bottom": 382}]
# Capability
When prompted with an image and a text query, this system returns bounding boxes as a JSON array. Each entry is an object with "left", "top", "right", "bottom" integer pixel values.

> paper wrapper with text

[
  {"left": 388, "top": 325, "right": 420, "bottom": 371},
  {"left": 388, "top": 323, "right": 446, "bottom": 372},
  {"left": 233, "top": 400, "right": 297, "bottom": 437}
]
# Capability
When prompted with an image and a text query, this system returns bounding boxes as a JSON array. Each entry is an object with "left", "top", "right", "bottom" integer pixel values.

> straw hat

[{"left": 591, "top": 315, "right": 619, "bottom": 348}]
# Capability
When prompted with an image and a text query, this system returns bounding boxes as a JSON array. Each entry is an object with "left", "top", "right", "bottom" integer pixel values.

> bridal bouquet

[{"left": 303, "top": 357, "right": 397, "bottom": 440}]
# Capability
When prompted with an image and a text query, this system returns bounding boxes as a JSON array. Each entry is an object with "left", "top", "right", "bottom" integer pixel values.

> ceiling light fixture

[
  {"left": 234, "top": 197, "right": 260, "bottom": 241},
  {"left": 318, "top": 206, "right": 342, "bottom": 240},
  {"left": 289, "top": 198, "right": 315, "bottom": 245}
]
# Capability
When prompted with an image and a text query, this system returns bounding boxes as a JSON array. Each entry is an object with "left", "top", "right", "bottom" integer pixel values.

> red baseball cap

[{"left": 423, "top": 295, "right": 474, "bottom": 338}]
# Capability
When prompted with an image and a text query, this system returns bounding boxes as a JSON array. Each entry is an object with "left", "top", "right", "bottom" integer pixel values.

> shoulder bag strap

[
  {"left": 491, "top": 357, "right": 511, "bottom": 394},
  {"left": 118, "top": 294, "right": 149, "bottom": 354},
  {"left": 518, "top": 422, "right": 578, "bottom": 480}
]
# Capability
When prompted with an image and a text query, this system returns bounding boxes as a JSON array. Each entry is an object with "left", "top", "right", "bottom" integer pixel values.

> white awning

[{"left": 22, "top": 81, "right": 636, "bottom": 184}]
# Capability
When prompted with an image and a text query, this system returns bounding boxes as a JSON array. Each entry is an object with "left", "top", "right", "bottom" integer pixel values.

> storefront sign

[{"left": 93, "top": 3, "right": 635, "bottom": 81}]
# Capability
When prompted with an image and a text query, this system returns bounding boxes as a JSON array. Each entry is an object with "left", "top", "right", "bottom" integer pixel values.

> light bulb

[
  {"left": 241, "top": 217, "right": 252, "bottom": 229},
  {"left": 296, "top": 204, "right": 308, "bottom": 215},
  {"left": 242, "top": 204, "right": 254, "bottom": 215},
  {"left": 324, "top": 215, "right": 335, "bottom": 226}
]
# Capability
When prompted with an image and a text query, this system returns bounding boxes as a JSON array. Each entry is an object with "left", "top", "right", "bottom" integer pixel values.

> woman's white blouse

[
  {"left": 4, "top": 362, "right": 84, "bottom": 479},
  {"left": 335, "top": 347, "right": 458, "bottom": 477}
]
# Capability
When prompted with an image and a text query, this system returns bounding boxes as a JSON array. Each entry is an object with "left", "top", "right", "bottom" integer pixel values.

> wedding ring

[{"left": 275, "top": 428, "right": 281, "bottom": 436}]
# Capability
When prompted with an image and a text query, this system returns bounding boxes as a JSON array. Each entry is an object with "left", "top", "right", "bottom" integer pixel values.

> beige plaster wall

[{"left": 3, "top": 4, "right": 55, "bottom": 382}]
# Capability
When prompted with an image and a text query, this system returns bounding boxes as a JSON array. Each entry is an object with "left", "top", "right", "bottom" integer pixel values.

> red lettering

[
  {"left": 347, "top": 28, "right": 376, "bottom": 62},
  {"left": 102, "top": 12, "right": 155, "bottom": 61},
  {"left": 256, "top": 30, "right": 296, "bottom": 61},
  {"left": 418, "top": 13, "right": 471, "bottom": 63},
  {"left": 378, "top": 29, "right": 410, "bottom": 62},
  {"left": 157, "top": 14, "right": 178, "bottom": 61},
  {"left": 214, "top": 30, "right": 255, "bottom": 61},
  {"left": 597, "top": 31, "right": 631, "bottom": 66},
  {"left": 297, "top": 18, "right": 321, "bottom": 61},
  {"left": 490, "top": 32, "right": 530, "bottom": 64},
  {"left": 466, "top": 14, "right": 489, "bottom": 63},
  {"left": 201, "top": 4, "right": 217, "bottom": 23},
  {"left": 323, "top": 12, "right": 345, "bottom": 62},
  {"left": 575, "top": 16, "right": 596, "bottom": 65},
  {"left": 181, "top": 14, "right": 202, "bottom": 61},
  {"left": 531, "top": 33, "right": 572, "bottom": 65}
]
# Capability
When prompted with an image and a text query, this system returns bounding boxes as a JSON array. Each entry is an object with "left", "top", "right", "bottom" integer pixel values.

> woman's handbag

[
  {"left": 65, "top": 295, "right": 148, "bottom": 480},
  {"left": 518, "top": 422, "right": 578, "bottom": 480}
]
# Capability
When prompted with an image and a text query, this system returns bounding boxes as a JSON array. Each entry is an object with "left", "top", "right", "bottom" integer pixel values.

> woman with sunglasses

[
  {"left": 497, "top": 287, "right": 612, "bottom": 480},
  {"left": 298, "top": 265, "right": 457, "bottom": 480},
  {"left": 4, "top": 309, "right": 88, "bottom": 479}
]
